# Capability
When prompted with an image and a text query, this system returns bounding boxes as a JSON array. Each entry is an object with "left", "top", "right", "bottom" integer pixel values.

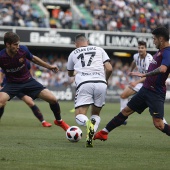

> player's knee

[
  {"left": 23, "top": 99, "right": 34, "bottom": 107},
  {"left": 153, "top": 120, "right": 164, "bottom": 131},
  {"left": 154, "top": 123, "right": 164, "bottom": 131},
  {"left": 48, "top": 97, "right": 58, "bottom": 104},
  {"left": 26, "top": 102, "right": 34, "bottom": 107},
  {"left": 0, "top": 101, "right": 6, "bottom": 107},
  {"left": 122, "top": 106, "right": 133, "bottom": 116}
]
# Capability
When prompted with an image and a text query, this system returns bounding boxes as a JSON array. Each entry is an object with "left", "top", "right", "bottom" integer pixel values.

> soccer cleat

[
  {"left": 86, "top": 118, "right": 96, "bottom": 147},
  {"left": 93, "top": 130, "right": 108, "bottom": 141},
  {"left": 54, "top": 120, "right": 70, "bottom": 131},
  {"left": 42, "top": 121, "right": 52, "bottom": 127},
  {"left": 69, "top": 108, "right": 75, "bottom": 113}
]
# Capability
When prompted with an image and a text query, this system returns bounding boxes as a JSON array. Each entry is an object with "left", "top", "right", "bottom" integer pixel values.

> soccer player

[
  {"left": 67, "top": 34, "right": 112, "bottom": 147},
  {"left": 94, "top": 26, "right": 170, "bottom": 141},
  {"left": 0, "top": 31, "right": 70, "bottom": 131},
  {"left": 120, "top": 41, "right": 167, "bottom": 124},
  {"left": 0, "top": 62, "right": 52, "bottom": 127}
]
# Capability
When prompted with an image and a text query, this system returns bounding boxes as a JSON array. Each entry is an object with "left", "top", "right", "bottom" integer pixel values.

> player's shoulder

[
  {"left": 19, "top": 45, "right": 29, "bottom": 52},
  {"left": 146, "top": 53, "right": 153, "bottom": 58},
  {"left": 162, "top": 46, "right": 170, "bottom": 53},
  {"left": 133, "top": 53, "right": 139, "bottom": 59},
  {"left": 90, "top": 45, "right": 103, "bottom": 51},
  {"left": 0, "top": 48, "right": 6, "bottom": 58}
]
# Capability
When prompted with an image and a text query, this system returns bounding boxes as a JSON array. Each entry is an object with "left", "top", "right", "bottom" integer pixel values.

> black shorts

[
  {"left": 127, "top": 87, "right": 165, "bottom": 119},
  {"left": 0, "top": 78, "right": 46, "bottom": 100},
  {"left": 16, "top": 92, "right": 26, "bottom": 99}
]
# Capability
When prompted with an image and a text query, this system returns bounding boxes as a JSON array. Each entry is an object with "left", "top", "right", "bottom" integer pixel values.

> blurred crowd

[
  {"left": 30, "top": 52, "right": 170, "bottom": 90},
  {"left": 77, "top": 0, "right": 170, "bottom": 32},
  {"left": 30, "top": 52, "right": 129, "bottom": 89},
  {"left": 0, "top": 0, "right": 49, "bottom": 27},
  {"left": 0, "top": 0, "right": 169, "bottom": 33}
]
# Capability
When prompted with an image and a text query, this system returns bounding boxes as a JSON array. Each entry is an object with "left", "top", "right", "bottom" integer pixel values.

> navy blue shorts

[
  {"left": 0, "top": 78, "right": 46, "bottom": 100},
  {"left": 16, "top": 93, "right": 26, "bottom": 99},
  {"left": 127, "top": 87, "right": 165, "bottom": 119}
]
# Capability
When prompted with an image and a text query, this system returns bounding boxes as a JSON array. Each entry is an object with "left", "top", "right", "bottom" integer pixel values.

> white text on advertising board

[{"left": 30, "top": 32, "right": 71, "bottom": 44}]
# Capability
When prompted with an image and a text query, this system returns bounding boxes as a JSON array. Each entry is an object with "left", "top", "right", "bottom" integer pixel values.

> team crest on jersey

[{"left": 19, "top": 57, "right": 24, "bottom": 63}]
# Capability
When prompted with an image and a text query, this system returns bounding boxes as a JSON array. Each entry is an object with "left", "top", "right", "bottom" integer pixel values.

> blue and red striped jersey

[
  {"left": 0, "top": 45, "right": 33, "bottom": 83},
  {"left": 143, "top": 46, "right": 170, "bottom": 94}
]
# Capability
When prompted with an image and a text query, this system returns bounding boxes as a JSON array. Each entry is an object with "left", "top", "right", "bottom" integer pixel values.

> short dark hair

[
  {"left": 74, "top": 34, "right": 87, "bottom": 42},
  {"left": 152, "top": 26, "right": 169, "bottom": 41},
  {"left": 138, "top": 41, "right": 147, "bottom": 47},
  {"left": 4, "top": 32, "right": 20, "bottom": 46}
]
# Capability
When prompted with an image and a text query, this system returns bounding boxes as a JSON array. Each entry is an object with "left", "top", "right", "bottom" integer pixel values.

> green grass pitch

[{"left": 0, "top": 100, "right": 169, "bottom": 170}]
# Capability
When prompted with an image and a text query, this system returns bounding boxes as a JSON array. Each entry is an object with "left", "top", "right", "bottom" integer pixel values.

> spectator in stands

[
  {"left": 77, "top": 0, "right": 169, "bottom": 32},
  {"left": 79, "top": 17, "right": 89, "bottom": 30}
]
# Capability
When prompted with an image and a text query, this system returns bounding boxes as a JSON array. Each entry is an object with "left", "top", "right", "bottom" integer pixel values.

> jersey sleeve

[
  {"left": 162, "top": 50, "right": 170, "bottom": 67},
  {"left": 133, "top": 54, "right": 136, "bottom": 61},
  {"left": 67, "top": 53, "right": 74, "bottom": 71},
  {"left": 20, "top": 45, "right": 33, "bottom": 60},
  {"left": 145, "top": 55, "right": 153, "bottom": 71},
  {"left": 101, "top": 48, "right": 110, "bottom": 63}
]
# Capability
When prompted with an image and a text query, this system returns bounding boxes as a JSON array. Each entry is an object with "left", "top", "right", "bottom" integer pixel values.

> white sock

[
  {"left": 75, "top": 114, "right": 88, "bottom": 126},
  {"left": 90, "top": 115, "right": 101, "bottom": 132},
  {"left": 102, "top": 128, "right": 109, "bottom": 133},
  {"left": 163, "top": 117, "right": 168, "bottom": 124},
  {"left": 120, "top": 98, "right": 128, "bottom": 111}
]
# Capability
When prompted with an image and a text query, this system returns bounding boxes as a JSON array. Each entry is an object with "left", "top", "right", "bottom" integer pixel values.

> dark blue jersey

[
  {"left": 1, "top": 60, "right": 31, "bottom": 86},
  {"left": 0, "top": 69, "right": 6, "bottom": 86},
  {"left": 143, "top": 46, "right": 170, "bottom": 94},
  {"left": 0, "top": 45, "right": 33, "bottom": 83}
]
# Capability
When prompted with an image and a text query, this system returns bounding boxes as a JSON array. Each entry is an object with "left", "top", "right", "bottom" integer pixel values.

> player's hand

[
  {"left": 49, "top": 65, "right": 59, "bottom": 73},
  {"left": 129, "top": 72, "right": 145, "bottom": 77}
]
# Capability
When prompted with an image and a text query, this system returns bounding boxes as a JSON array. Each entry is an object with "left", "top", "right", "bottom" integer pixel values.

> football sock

[
  {"left": 90, "top": 115, "right": 101, "bottom": 132},
  {"left": 75, "top": 114, "right": 88, "bottom": 126},
  {"left": 120, "top": 98, "right": 128, "bottom": 111},
  {"left": 0, "top": 106, "right": 4, "bottom": 119},
  {"left": 50, "top": 103, "right": 61, "bottom": 120},
  {"left": 105, "top": 112, "right": 128, "bottom": 132},
  {"left": 102, "top": 128, "right": 109, "bottom": 133},
  {"left": 162, "top": 124, "right": 170, "bottom": 136},
  {"left": 31, "top": 105, "right": 44, "bottom": 122},
  {"left": 163, "top": 117, "right": 168, "bottom": 124}
]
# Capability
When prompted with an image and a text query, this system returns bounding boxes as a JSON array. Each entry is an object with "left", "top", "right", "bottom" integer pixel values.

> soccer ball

[{"left": 66, "top": 126, "right": 82, "bottom": 142}]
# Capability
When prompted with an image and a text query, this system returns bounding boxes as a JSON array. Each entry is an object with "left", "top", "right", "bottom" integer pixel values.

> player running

[{"left": 67, "top": 34, "right": 112, "bottom": 147}]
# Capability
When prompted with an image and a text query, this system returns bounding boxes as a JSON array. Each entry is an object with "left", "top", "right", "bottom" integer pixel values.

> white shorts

[
  {"left": 130, "top": 83, "right": 143, "bottom": 92},
  {"left": 75, "top": 82, "right": 107, "bottom": 108}
]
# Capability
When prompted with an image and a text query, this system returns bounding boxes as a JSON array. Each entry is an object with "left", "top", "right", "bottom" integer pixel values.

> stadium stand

[
  {"left": 0, "top": 0, "right": 169, "bottom": 98},
  {"left": 74, "top": 0, "right": 169, "bottom": 32},
  {"left": 0, "top": 0, "right": 169, "bottom": 31}
]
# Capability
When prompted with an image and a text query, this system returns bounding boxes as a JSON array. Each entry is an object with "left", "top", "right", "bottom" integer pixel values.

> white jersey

[
  {"left": 133, "top": 53, "right": 153, "bottom": 73},
  {"left": 67, "top": 45, "right": 110, "bottom": 87}
]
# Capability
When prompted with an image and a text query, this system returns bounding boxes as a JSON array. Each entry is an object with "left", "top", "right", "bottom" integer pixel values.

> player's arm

[
  {"left": 129, "top": 65, "right": 167, "bottom": 77},
  {"left": 129, "top": 60, "right": 136, "bottom": 72},
  {"left": 32, "top": 55, "right": 59, "bottom": 73},
  {"left": 104, "top": 61, "right": 112, "bottom": 82},
  {"left": 129, "top": 77, "right": 146, "bottom": 87},
  {"left": 144, "top": 65, "right": 167, "bottom": 77},
  {"left": 68, "top": 70, "right": 77, "bottom": 77}
]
